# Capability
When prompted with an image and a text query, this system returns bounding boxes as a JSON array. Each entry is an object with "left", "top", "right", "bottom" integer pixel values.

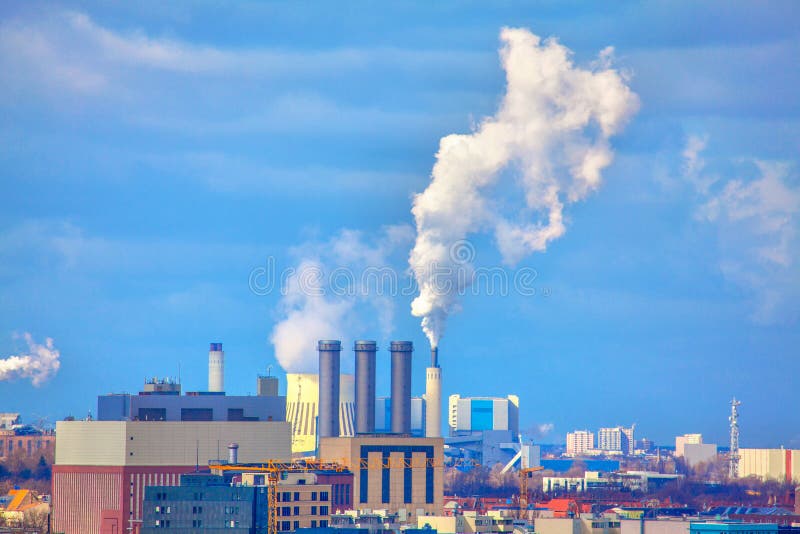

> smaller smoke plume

[
  {"left": 270, "top": 226, "right": 414, "bottom": 372},
  {"left": 0, "top": 333, "right": 61, "bottom": 386}
]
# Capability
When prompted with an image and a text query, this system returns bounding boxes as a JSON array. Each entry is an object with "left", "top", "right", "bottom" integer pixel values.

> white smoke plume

[
  {"left": 0, "top": 333, "right": 61, "bottom": 386},
  {"left": 410, "top": 28, "right": 639, "bottom": 347},
  {"left": 271, "top": 225, "right": 414, "bottom": 372}
]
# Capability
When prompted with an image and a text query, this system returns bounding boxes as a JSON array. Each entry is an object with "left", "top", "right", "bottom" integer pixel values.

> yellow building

[
  {"left": 319, "top": 435, "right": 444, "bottom": 521},
  {"left": 286, "top": 373, "right": 355, "bottom": 454},
  {"left": 536, "top": 516, "right": 622, "bottom": 534},
  {"left": 739, "top": 448, "right": 800, "bottom": 482},
  {"left": 418, "top": 511, "right": 514, "bottom": 534}
]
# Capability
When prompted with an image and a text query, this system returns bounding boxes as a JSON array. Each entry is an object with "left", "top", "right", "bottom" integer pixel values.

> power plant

[{"left": 390, "top": 340, "right": 414, "bottom": 434}]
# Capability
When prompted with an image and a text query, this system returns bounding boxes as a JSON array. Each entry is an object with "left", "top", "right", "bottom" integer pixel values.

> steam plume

[
  {"left": 271, "top": 226, "right": 413, "bottom": 372},
  {"left": 410, "top": 28, "right": 639, "bottom": 347},
  {"left": 0, "top": 333, "right": 61, "bottom": 386}
]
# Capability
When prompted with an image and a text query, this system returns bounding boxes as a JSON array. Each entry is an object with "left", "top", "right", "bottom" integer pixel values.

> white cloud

[{"left": 683, "top": 139, "right": 800, "bottom": 322}]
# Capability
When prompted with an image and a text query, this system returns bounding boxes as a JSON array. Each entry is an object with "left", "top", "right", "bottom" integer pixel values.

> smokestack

[
  {"left": 390, "top": 341, "right": 413, "bottom": 434},
  {"left": 208, "top": 342, "right": 224, "bottom": 393},
  {"left": 354, "top": 340, "right": 377, "bottom": 434},
  {"left": 227, "top": 443, "right": 239, "bottom": 464},
  {"left": 318, "top": 340, "right": 341, "bottom": 439},
  {"left": 426, "top": 347, "right": 442, "bottom": 438}
]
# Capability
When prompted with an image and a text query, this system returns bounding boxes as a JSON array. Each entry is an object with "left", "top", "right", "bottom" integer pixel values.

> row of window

[
  {"left": 153, "top": 519, "right": 239, "bottom": 529},
  {"left": 279, "top": 519, "right": 328, "bottom": 531},
  {"left": 278, "top": 506, "right": 328, "bottom": 517},
  {"left": 278, "top": 491, "right": 329, "bottom": 502}
]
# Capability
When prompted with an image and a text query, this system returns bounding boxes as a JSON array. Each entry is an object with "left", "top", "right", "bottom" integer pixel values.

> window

[
  {"left": 311, "top": 506, "right": 317, "bottom": 515},
  {"left": 294, "top": 521, "right": 300, "bottom": 530},
  {"left": 281, "top": 506, "right": 291, "bottom": 517},
  {"left": 311, "top": 521, "right": 317, "bottom": 528},
  {"left": 320, "top": 506, "right": 329, "bottom": 516},
  {"left": 311, "top": 491, "right": 317, "bottom": 501},
  {"left": 320, "top": 491, "right": 329, "bottom": 501},
  {"left": 192, "top": 506, "right": 203, "bottom": 514},
  {"left": 293, "top": 506, "right": 300, "bottom": 516},
  {"left": 281, "top": 521, "right": 291, "bottom": 531},
  {"left": 281, "top": 492, "right": 291, "bottom": 502},
  {"left": 293, "top": 492, "right": 300, "bottom": 501},
  {"left": 320, "top": 520, "right": 328, "bottom": 528},
  {"left": 192, "top": 519, "right": 202, "bottom": 527}
]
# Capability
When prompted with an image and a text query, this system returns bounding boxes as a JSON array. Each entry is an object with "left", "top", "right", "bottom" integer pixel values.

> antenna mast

[{"left": 728, "top": 397, "right": 741, "bottom": 479}]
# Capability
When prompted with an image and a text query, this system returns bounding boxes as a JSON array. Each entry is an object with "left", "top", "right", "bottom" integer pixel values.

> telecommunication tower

[{"left": 728, "top": 397, "right": 741, "bottom": 479}]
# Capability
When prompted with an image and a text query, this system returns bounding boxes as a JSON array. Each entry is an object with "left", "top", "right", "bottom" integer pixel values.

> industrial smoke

[
  {"left": 409, "top": 28, "right": 639, "bottom": 348},
  {"left": 0, "top": 333, "right": 61, "bottom": 387}
]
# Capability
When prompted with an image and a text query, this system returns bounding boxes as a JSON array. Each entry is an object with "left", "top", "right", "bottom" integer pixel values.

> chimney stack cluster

[{"left": 317, "top": 339, "right": 415, "bottom": 438}]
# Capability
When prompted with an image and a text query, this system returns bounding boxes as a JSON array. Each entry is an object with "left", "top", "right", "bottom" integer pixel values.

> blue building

[{"left": 141, "top": 473, "right": 268, "bottom": 533}]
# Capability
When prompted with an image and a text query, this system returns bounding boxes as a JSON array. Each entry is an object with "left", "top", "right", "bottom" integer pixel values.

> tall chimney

[
  {"left": 390, "top": 341, "right": 413, "bottom": 434},
  {"left": 318, "top": 340, "right": 341, "bottom": 439},
  {"left": 354, "top": 340, "right": 377, "bottom": 434},
  {"left": 425, "top": 347, "right": 442, "bottom": 438},
  {"left": 208, "top": 342, "right": 224, "bottom": 393}
]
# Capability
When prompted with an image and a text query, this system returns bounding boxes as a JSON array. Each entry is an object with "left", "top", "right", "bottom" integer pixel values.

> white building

[
  {"left": 566, "top": 430, "right": 595, "bottom": 456},
  {"left": 675, "top": 433, "right": 703, "bottom": 457},
  {"left": 597, "top": 426, "right": 635, "bottom": 455},
  {"left": 448, "top": 394, "right": 519, "bottom": 435}
]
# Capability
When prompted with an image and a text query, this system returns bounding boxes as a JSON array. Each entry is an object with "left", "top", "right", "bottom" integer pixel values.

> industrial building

[
  {"left": 443, "top": 394, "right": 533, "bottom": 468},
  {"left": 53, "top": 420, "right": 291, "bottom": 534},
  {"left": 739, "top": 448, "right": 800, "bottom": 482},
  {"left": 447, "top": 395, "right": 519, "bottom": 435},
  {"left": 314, "top": 339, "right": 445, "bottom": 521},
  {"left": 286, "top": 372, "right": 355, "bottom": 454},
  {"left": 375, "top": 397, "right": 426, "bottom": 437},
  {"left": 52, "top": 343, "right": 292, "bottom": 534}
]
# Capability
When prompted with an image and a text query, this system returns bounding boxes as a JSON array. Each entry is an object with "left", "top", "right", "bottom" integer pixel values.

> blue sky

[{"left": 0, "top": 1, "right": 798, "bottom": 447}]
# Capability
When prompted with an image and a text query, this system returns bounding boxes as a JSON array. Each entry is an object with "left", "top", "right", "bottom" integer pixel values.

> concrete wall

[
  {"left": 56, "top": 421, "right": 291, "bottom": 466},
  {"left": 97, "top": 393, "right": 286, "bottom": 422}
]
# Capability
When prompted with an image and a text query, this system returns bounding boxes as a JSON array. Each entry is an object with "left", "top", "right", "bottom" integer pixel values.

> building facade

[
  {"left": 447, "top": 395, "right": 519, "bottom": 436},
  {"left": 597, "top": 426, "right": 635, "bottom": 455},
  {"left": 286, "top": 373, "right": 355, "bottom": 454},
  {"left": 739, "top": 448, "right": 800, "bottom": 482},
  {"left": 0, "top": 429, "right": 55, "bottom": 459},
  {"left": 675, "top": 434, "right": 703, "bottom": 458},
  {"left": 141, "top": 473, "right": 266, "bottom": 533},
  {"left": 319, "top": 435, "right": 444, "bottom": 521},
  {"left": 566, "top": 431, "right": 595, "bottom": 457},
  {"left": 53, "top": 420, "right": 291, "bottom": 534}
]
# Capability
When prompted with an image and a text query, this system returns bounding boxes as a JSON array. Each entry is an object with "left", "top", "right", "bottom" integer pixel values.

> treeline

[{"left": 0, "top": 449, "right": 53, "bottom": 495}]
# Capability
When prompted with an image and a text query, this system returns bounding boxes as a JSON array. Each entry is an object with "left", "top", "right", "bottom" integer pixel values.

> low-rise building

[
  {"left": 535, "top": 515, "right": 622, "bottom": 534},
  {"left": 418, "top": 510, "right": 513, "bottom": 534}
]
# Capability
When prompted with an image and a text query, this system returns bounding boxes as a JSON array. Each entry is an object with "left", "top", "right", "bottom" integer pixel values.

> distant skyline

[{"left": 0, "top": 1, "right": 798, "bottom": 448}]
